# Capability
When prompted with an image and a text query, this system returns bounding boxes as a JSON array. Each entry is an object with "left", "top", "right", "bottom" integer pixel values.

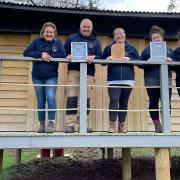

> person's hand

[
  {"left": 107, "top": 56, "right": 112, "bottom": 60},
  {"left": 41, "top": 52, "right": 52, "bottom": 62},
  {"left": 166, "top": 57, "right": 172, "bottom": 62},
  {"left": 66, "top": 54, "right": 72, "bottom": 61},
  {"left": 87, "top": 55, "right": 95, "bottom": 64},
  {"left": 121, "top": 56, "right": 130, "bottom": 62}
]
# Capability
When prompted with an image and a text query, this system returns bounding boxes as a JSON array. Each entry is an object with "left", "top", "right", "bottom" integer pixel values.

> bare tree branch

[{"left": 27, "top": 0, "right": 36, "bottom": 5}]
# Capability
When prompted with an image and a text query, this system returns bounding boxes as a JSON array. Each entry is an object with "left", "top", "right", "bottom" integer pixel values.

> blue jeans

[{"left": 32, "top": 77, "right": 57, "bottom": 122}]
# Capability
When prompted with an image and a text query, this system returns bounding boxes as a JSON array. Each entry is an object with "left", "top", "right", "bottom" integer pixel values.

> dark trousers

[
  {"left": 146, "top": 88, "right": 172, "bottom": 120},
  {"left": 108, "top": 85, "right": 132, "bottom": 123}
]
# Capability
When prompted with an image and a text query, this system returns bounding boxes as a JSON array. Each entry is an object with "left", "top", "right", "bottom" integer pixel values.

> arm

[
  {"left": 138, "top": 48, "right": 149, "bottom": 69},
  {"left": 23, "top": 39, "right": 42, "bottom": 58},
  {"left": 167, "top": 49, "right": 176, "bottom": 71},
  {"left": 102, "top": 46, "right": 110, "bottom": 59},
  {"left": 102, "top": 46, "right": 111, "bottom": 66},
  {"left": 174, "top": 48, "right": 180, "bottom": 61},
  {"left": 64, "top": 36, "right": 71, "bottom": 56},
  {"left": 129, "top": 48, "right": 140, "bottom": 60},
  {"left": 94, "top": 39, "right": 102, "bottom": 59},
  {"left": 87, "top": 39, "right": 102, "bottom": 64}
]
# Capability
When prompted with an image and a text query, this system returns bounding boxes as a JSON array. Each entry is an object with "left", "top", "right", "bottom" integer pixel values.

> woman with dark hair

[
  {"left": 140, "top": 25, "right": 174, "bottom": 133},
  {"left": 174, "top": 33, "right": 180, "bottom": 96},
  {"left": 24, "top": 22, "right": 66, "bottom": 133}
]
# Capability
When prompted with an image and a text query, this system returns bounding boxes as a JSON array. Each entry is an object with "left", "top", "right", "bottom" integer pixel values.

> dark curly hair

[{"left": 149, "top": 25, "right": 164, "bottom": 38}]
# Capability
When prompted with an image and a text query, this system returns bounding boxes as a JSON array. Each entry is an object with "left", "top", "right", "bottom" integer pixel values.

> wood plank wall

[{"left": 0, "top": 33, "right": 179, "bottom": 132}]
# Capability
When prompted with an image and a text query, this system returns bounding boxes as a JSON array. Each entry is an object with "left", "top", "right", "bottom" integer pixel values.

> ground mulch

[{"left": 8, "top": 148, "right": 180, "bottom": 180}]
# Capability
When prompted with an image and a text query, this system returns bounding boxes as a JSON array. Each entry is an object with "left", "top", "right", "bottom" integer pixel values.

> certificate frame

[
  {"left": 111, "top": 43, "right": 125, "bottom": 60},
  {"left": 71, "top": 42, "right": 87, "bottom": 62},
  {"left": 150, "top": 41, "right": 167, "bottom": 61}
]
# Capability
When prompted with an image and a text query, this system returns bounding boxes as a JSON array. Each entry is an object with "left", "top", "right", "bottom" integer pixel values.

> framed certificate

[
  {"left": 71, "top": 42, "right": 87, "bottom": 62},
  {"left": 150, "top": 41, "right": 167, "bottom": 61},
  {"left": 111, "top": 43, "right": 125, "bottom": 60}
]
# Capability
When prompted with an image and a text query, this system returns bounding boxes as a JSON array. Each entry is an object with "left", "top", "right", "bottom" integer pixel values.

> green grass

[
  {"left": 2, "top": 148, "right": 180, "bottom": 179},
  {"left": 2, "top": 149, "right": 38, "bottom": 180}
]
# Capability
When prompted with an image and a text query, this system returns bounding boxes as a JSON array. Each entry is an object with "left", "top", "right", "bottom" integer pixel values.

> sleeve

[
  {"left": 173, "top": 48, "right": 180, "bottom": 72},
  {"left": 102, "top": 46, "right": 110, "bottom": 59},
  {"left": 174, "top": 48, "right": 180, "bottom": 61},
  {"left": 23, "top": 39, "right": 42, "bottom": 58},
  {"left": 140, "top": 48, "right": 149, "bottom": 61},
  {"left": 101, "top": 46, "right": 111, "bottom": 66},
  {"left": 64, "top": 36, "right": 72, "bottom": 55},
  {"left": 49, "top": 40, "right": 66, "bottom": 58},
  {"left": 138, "top": 48, "right": 149, "bottom": 69},
  {"left": 167, "top": 49, "right": 176, "bottom": 72},
  {"left": 129, "top": 47, "right": 140, "bottom": 60},
  {"left": 94, "top": 39, "right": 102, "bottom": 59},
  {"left": 167, "top": 48, "right": 174, "bottom": 60}
]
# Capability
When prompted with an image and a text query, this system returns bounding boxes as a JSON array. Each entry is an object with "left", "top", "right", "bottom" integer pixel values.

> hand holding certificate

[
  {"left": 71, "top": 42, "right": 87, "bottom": 62},
  {"left": 111, "top": 43, "right": 125, "bottom": 60},
  {"left": 150, "top": 41, "right": 167, "bottom": 61}
]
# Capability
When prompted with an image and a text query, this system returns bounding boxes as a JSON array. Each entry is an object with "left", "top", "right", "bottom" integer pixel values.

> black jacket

[
  {"left": 23, "top": 38, "right": 66, "bottom": 80},
  {"left": 64, "top": 31, "right": 102, "bottom": 76},
  {"left": 103, "top": 42, "right": 140, "bottom": 81}
]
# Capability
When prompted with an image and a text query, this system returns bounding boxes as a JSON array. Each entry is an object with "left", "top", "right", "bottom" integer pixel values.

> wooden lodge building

[{"left": 0, "top": 1, "right": 180, "bottom": 133}]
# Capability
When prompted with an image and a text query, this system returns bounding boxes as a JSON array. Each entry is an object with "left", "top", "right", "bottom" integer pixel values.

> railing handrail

[{"left": 1, "top": 55, "right": 180, "bottom": 65}]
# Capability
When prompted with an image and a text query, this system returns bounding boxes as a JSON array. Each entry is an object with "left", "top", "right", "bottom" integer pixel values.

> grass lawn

[
  {"left": 3, "top": 149, "right": 38, "bottom": 179},
  {"left": 2, "top": 148, "right": 180, "bottom": 179}
]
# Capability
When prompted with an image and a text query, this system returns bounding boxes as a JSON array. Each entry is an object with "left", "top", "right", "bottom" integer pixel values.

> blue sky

[{"left": 98, "top": 0, "right": 170, "bottom": 12}]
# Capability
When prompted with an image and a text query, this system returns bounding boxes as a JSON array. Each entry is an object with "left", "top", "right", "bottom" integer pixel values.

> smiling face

[
  {"left": 43, "top": 26, "right": 55, "bottom": 41},
  {"left": 151, "top": 33, "right": 163, "bottom": 42},
  {"left": 80, "top": 19, "right": 93, "bottom": 37},
  {"left": 113, "top": 28, "right": 126, "bottom": 43}
]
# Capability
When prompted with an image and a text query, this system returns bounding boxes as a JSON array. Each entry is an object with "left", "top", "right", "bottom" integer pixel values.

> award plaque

[
  {"left": 111, "top": 43, "right": 125, "bottom": 60},
  {"left": 150, "top": 41, "right": 167, "bottom": 61},
  {"left": 71, "top": 42, "right": 87, "bottom": 62}
]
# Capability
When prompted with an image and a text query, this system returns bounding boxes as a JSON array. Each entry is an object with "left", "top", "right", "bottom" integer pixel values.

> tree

[
  {"left": 168, "top": 0, "right": 180, "bottom": 12},
  {"left": 1, "top": 0, "right": 99, "bottom": 9}
]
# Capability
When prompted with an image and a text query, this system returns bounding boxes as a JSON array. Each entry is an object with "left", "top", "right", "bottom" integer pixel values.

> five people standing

[{"left": 23, "top": 20, "right": 177, "bottom": 134}]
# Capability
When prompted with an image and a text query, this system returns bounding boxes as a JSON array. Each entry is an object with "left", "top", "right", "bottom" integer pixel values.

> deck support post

[
  {"left": 15, "top": 149, "right": 22, "bottom": 165},
  {"left": 107, "top": 148, "right": 113, "bottom": 160},
  {"left": 122, "top": 148, "right": 131, "bottom": 180},
  {"left": 155, "top": 148, "right": 170, "bottom": 180}
]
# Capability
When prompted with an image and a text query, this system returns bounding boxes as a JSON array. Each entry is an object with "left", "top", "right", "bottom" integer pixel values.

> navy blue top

[
  {"left": 103, "top": 42, "right": 140, "bottom": 81},
  {"left": 64, "top": 32, "right": 102, "bottom": 76},
  {"left": 140, "top": 46, "right": 174, "bottom": 83},
  {"left": 23, "top": 38, "right": 66, "bottom": 80},
  {"left": 174, "top": 47, "right": 180, "bottom": 61},
  {"left": 174, "top": 47, "right": 180, "bottom": 75}
]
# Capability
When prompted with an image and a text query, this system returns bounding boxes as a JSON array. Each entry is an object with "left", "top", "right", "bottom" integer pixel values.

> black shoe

[{"left": 64, "top": 126, "right": 75, "bottom": 133}]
